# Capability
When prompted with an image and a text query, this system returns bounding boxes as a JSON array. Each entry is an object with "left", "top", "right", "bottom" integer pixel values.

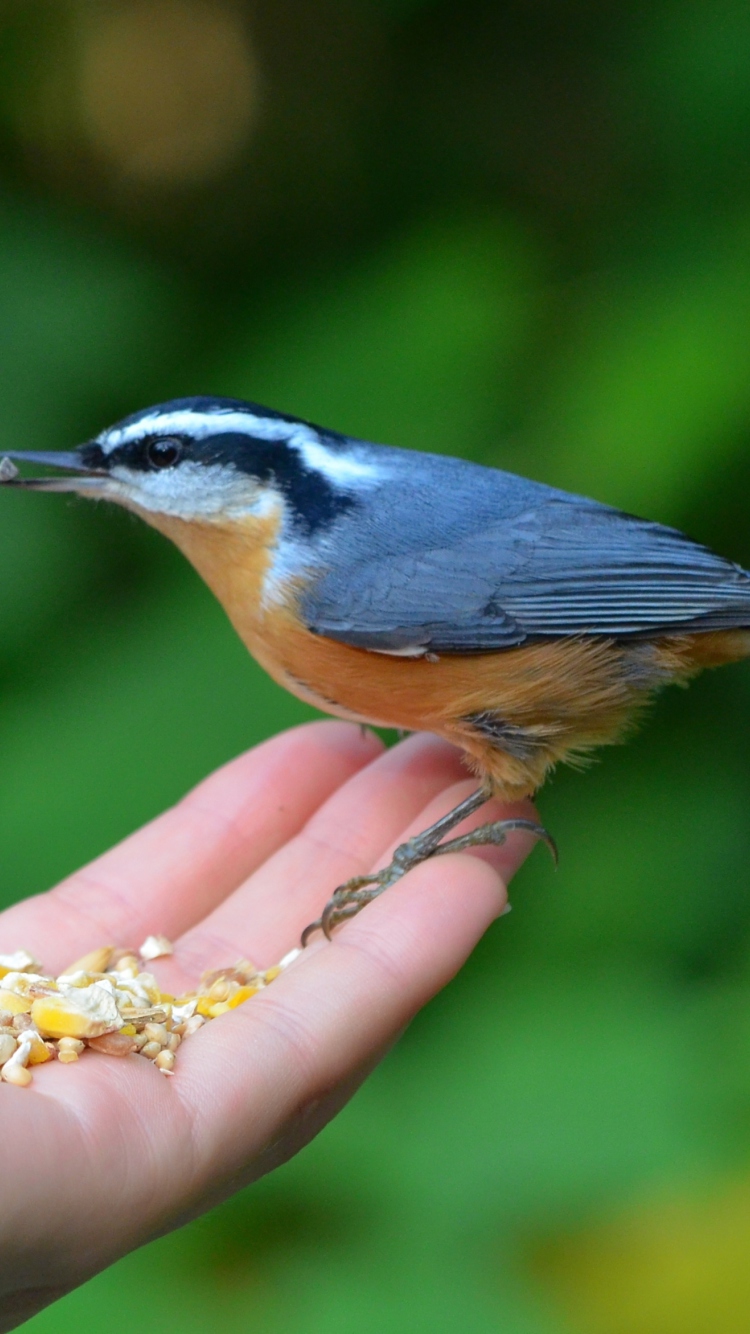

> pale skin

[{"left": 0, "top": 722, "right": 539, "bottom": 1332}]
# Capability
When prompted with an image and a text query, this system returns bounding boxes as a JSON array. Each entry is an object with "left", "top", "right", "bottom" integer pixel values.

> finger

[
  {"left": 0, "top": 721, "right": 383, "bottom": 973},
  {"left": 173, "top": 837, "right": 528, "bottom": 1194},
  {"left": 158, "top": 735, "right": 528, "bottom": 988}
]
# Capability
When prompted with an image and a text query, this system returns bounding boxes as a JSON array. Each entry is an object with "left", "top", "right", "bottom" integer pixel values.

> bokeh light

[{"left": 77, "top": 0, "right": 258, "bottom": 184}]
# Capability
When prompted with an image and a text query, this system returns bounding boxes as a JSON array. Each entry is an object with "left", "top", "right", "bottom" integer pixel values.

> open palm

[{"left": 0, "top": 722, "right": 537, "bottom": 1332}]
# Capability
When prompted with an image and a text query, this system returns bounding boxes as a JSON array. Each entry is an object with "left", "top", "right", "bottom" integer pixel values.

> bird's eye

[{"left": 146, "top": 436, "right": 183, "bottom": 469}]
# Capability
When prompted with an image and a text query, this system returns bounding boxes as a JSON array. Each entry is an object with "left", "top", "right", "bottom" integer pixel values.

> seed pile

[{"left": 0, "top": 938, "right": 298, "bottom": 1088}]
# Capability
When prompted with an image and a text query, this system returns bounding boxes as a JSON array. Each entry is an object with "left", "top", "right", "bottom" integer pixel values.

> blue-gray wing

[{"left": 300, "top": 498, "right": 750, "bottom": 653}]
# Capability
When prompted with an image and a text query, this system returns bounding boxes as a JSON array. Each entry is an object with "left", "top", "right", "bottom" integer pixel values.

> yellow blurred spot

[
  {"left": 531, "top": 1170, "right": 750, "bottom": 1334},
  {"left": 78, "top": 0, "right": 258, "bottom": 184},
  {"left": 263, "top": 966, "right": 281, "bottom": 984}
]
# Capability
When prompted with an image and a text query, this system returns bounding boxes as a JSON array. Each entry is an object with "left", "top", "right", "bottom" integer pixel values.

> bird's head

[{"left": 2, "top": 396, "right": 380, "bottom": 538}]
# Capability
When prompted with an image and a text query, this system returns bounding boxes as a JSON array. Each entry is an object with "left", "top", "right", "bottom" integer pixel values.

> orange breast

[{"left": 136, "top": 509, "right": 750, "bottom": 799}]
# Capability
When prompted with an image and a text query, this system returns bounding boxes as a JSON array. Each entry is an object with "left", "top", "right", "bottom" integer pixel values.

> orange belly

[{"left": 142, "top": 509, "right": 750, "bottom": 799}]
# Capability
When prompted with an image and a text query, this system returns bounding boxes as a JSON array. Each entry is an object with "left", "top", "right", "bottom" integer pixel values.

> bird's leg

[{"left": 301, "top": 788, "right": 556, "bottom": 945}]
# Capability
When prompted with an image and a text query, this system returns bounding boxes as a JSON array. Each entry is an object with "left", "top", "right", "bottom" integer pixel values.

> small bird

[{"left": 4, "top": 396, "right": 750, "bottom": 941}]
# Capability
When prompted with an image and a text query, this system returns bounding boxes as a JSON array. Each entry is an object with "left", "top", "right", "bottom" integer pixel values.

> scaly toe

[{"left": 301, "top": 873, "right": 384, "bottom": 946}]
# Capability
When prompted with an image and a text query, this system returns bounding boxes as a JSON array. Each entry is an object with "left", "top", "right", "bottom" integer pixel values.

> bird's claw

[
  {"left": 300, "top": 872, "right": 390, "bottom": 946},
  {"left": 299, "top": 814, "right": 557, "bottom": 946}
]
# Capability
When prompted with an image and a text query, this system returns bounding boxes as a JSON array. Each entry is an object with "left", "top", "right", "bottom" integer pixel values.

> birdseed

[{"left": 0, "top": 937, "right": 298, "bottom": 1087}]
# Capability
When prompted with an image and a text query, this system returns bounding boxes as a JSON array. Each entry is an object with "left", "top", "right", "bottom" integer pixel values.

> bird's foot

[{"left": 300, "top": 790, "right": 557, "bottom": 945}]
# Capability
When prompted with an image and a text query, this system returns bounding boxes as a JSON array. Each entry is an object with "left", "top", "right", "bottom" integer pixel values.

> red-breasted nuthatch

[{"left": 4, "top": 396, "right": 750, "bottom": 941}]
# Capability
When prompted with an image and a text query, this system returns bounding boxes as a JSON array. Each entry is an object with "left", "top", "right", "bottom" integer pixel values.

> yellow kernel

[
  {"left": 62, "top": 947, "right": 114, "bottom": 976},
  {"left": 1, "top": 1062, "right": 32, "bottom": 1086},
  {"left": 27, "top": 1036, "right": 52, "bottom": 1065},
  {"left": 114, "top": 955, "right": 140, "bottom": 976},
  {"left": 31, "top": 990, "right": 119, "bottom": 1040},
  {"left": 195, "top": 997, "right": 214, "bottom": 1018},
  {"left": 227, "top": 985, "right": 259, "bottom": 1008},
  {"left": 158, "top": 992, "right": 175, "bottom": 1005},
  {"left": 143, "top": 1022, "right": 168, "bottom": 1045},
  {"left": 0, "top": 990, "right": 33, "bottom": 1015},
  {"left": 57, "top": 1037, "right": 85, "bottom": 1054},
  {"left": 207, "top": 1001, "right": 232, "bottom": 1018},
  {"left": 140, "top": 1041, "right": 162, "bottom": 1060},
  {"left": 154, "top": 1049, "right": 175, "bottom": 1072},
  {"left": 0, "top": 1034, "right": 17, "bottom": 1064},
  {"left": 207, "top": 979, "right": 232, "bottom": 1002},
  {"left": 120, "top": 1023, "right": 137, "bottom": 1036},
  {"left": 263, "top": 966, "right": 281, "bottom": 983},
  {"left": 57, "top": 1050, "right": 79, "bottom": 1064}
]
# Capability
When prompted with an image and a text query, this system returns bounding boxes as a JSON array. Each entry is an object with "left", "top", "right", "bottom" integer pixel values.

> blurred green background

[{"left": 2, "top": 1, "right": 750, "bottom": 1330}]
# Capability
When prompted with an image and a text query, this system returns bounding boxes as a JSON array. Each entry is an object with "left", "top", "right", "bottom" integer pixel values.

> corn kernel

[
  {"left": 263, "top": 966, "right": 282, "bottom": 983},
  {"left": 57, "top": 1050, "right": 79, "bottom": 1064},
  {"left": 57, "top": 1037, "right": 85, "bottom": 1054},
  {"left": 62, "top": 947, "right": 114, "bottom": 976},
  {"left": 143, "top": 1022, "right": 168, "bottom": 1045},
  {"left": 26, "top": 1034, "right": 52, "bottom": 1064},
  {"left": 120, "top": 1023, "right": 137, "bottom": 1036},
  {"left": 0, "top": 990, "right": 33, "bottom": 1015},
  {"left": 87, "top": 1032, "right": 137, "bottom": 1057},
  {"left": 154, "top": 1049, "right": 175, "bottom": 1072},
  {"left": 228, "top": 985, "right": 259, "bottom": 1008},
  {"left": 140, "top": 1040, "right": 162, "bottom": 1060},
  {"left": 1, "top": 1062, "right": 32, "bottom": 1086},
  {"left": 31, "top": 985, "right": 120, "bottom": 1040},
  {"left": 113, "top": 954, "right": 140, "bottom": 975},
  {"left": 0, "top": 951, "right": 41, "bottom": 976},
  {"left": 207, "top": 979, "right": 232, "bottom": 1002},
  {"left": 0, "top": 1033, "right": 17, "bottom": 1065},
  {"left": 139, "top": 935, "right": 173, "bottom": 961}
]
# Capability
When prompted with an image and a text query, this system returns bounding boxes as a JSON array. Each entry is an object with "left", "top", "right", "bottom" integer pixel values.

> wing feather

[{"left": 301, "top": 496, "right": 750, "bottom": 653}]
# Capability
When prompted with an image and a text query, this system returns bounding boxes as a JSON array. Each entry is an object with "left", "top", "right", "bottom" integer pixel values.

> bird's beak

[{"left": 0, "top": 448, "right": 109, "bottom": 492}]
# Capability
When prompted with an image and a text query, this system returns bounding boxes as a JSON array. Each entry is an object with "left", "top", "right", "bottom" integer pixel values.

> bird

[{"left": 3, "top": 395, "right": 750, "bottom": 942}]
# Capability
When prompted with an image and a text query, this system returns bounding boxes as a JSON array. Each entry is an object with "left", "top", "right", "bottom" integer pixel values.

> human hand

[{"left": 0, "top": 722, "right": 538, "bottom": 1331}]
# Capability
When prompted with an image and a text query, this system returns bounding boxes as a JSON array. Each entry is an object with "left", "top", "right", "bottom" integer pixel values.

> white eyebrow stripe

[
  {"left": 99, "top": 407, "right": 384, "bottom": 484},
  {"left": 99, "top": 409, "right": 302, "bottom": 450}
]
